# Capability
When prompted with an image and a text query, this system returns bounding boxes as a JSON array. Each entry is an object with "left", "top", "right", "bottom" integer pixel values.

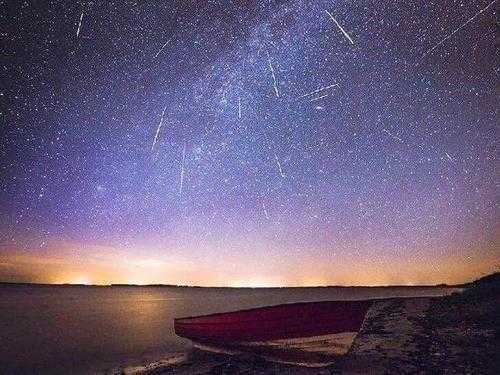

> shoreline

[
  {"left": 110, "top": 280, "right": 499, "bottom": 374},
  {"left": 111, "top": 296, "right": 432, "bottom": 374}
]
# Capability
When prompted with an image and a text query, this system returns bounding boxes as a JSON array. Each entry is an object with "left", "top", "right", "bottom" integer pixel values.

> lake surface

[{"left": 0, "top": 284, "right": 458, "bottom": 374}]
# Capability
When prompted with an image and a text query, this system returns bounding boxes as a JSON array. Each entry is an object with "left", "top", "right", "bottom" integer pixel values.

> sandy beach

[{"left": 114, "top": 276, "right": 499, "bottom": 374}]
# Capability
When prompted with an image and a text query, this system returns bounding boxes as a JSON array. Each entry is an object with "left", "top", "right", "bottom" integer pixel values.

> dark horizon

[
  {"left": 4, "top": 268, "right": 499, "bottom": 288},
  {"left": 0, "top": 280, "right": 461, "bottom": 289},
  {"left": 3, "top": 271, "right": 495, "bottom": 289}
]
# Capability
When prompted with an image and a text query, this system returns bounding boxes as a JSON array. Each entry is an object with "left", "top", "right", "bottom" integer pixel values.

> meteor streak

[{"left": 325, "top": 10, "right": 354, "bottom": 45}]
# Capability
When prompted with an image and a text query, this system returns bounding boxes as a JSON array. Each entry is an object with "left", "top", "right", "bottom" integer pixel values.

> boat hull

[
  {"left": 174, "top": 300, "right": 373, "bottom": 366},
  {"left": 192, "top": 331, "right": 359, "bottom": 367}
]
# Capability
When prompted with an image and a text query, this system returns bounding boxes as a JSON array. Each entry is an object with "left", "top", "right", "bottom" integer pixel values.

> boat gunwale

[{"left": 175, "top": 314, "right": 369, "bottom": 328}]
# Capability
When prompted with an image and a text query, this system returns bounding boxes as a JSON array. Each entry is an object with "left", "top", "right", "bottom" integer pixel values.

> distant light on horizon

[
  {"left": 67, "top": 277, "right": 91, "bottom": 285},
  {"left": 0, "top": 242, "right": 498, "bottom": 287}
]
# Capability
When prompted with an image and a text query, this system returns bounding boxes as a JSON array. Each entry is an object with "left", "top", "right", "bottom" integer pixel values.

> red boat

[{"left": 174, "top": 300, "right": 373, "bottom": 366}]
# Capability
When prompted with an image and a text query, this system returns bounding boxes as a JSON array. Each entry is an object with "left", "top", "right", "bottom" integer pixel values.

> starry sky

[{"left": 1, "top": 0, "right": 498, "bottom": 286}]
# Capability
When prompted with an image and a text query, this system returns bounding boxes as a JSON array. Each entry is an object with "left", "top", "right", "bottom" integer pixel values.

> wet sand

[{"left": 113, "top": 282, "right": 499, "bottom": 374}]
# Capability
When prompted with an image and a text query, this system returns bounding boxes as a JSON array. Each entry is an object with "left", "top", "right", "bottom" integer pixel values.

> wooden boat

[{"left": 174, "top": 300, "right": 373, "bottom": 367}]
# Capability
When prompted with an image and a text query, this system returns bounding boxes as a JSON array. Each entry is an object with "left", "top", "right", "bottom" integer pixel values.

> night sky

[{"left": 1, "top": 0, "right": 498, "bottom": 286}]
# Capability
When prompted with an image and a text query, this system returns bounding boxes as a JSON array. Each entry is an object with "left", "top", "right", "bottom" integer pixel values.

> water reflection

[{"left": 0, "top": 285, "right": 459, "bottom": 374}]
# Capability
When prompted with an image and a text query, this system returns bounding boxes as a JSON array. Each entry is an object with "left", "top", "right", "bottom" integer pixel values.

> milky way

[{"left": 1, "top": 0, "right": 498, "bottom": 285}]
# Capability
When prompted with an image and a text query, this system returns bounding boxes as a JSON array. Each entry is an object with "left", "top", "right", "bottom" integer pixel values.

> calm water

[{"left": 0, "top": 284, "right": 458, "bottom": 374}]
